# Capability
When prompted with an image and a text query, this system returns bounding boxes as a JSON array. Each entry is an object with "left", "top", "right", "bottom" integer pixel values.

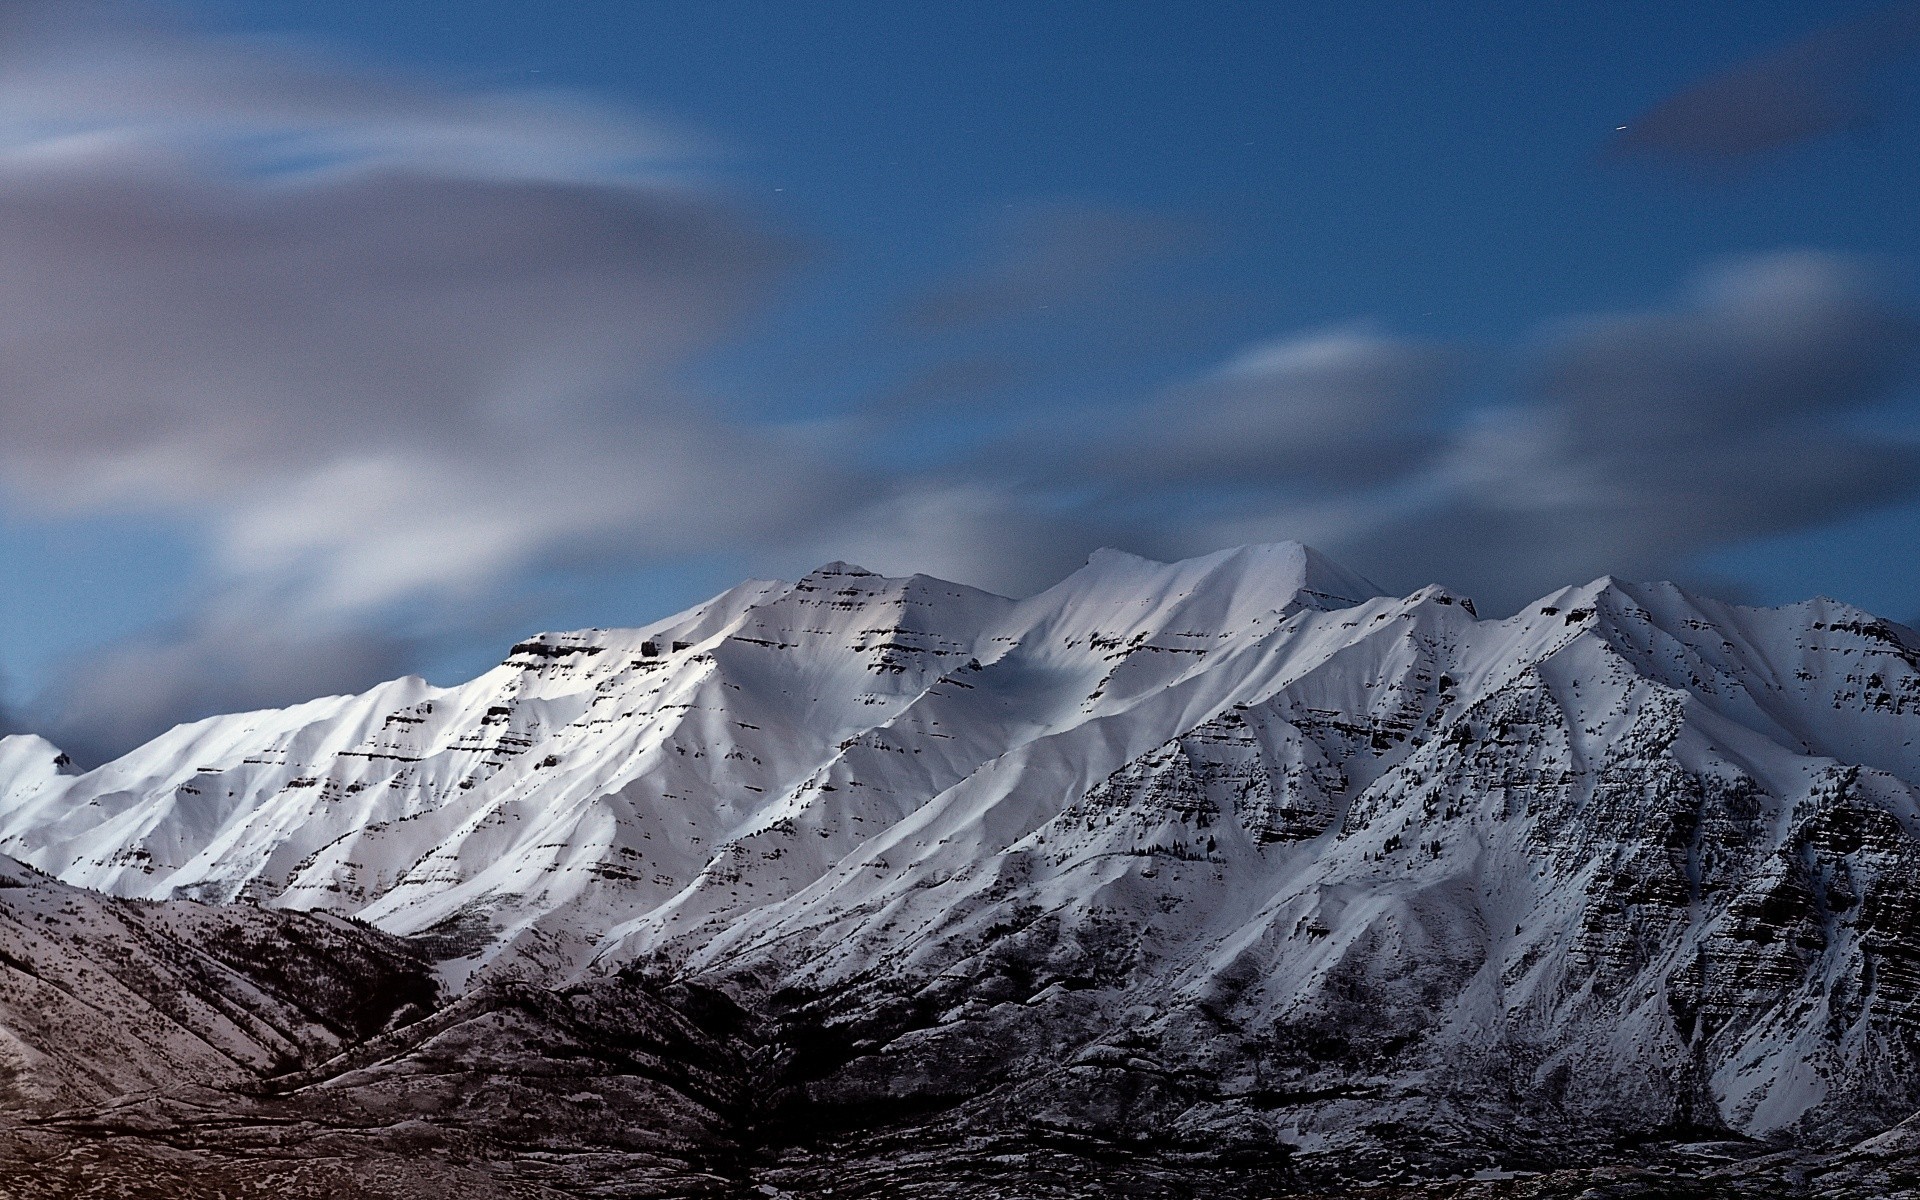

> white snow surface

[{"left": 4, "top": 540, "right": 1920, "bottom": 1142}]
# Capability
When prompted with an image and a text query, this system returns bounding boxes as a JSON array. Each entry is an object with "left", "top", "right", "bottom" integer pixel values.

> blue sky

[
  {"left": 192, "top": 2, "right": 1920, "bottom": 332},
  {"left": 3, "top": 0, "right": 1919, "bottom": 758}
]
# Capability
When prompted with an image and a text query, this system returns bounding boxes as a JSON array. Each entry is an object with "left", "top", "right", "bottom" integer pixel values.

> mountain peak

[{"left": 801, "top": 559, "right": 881, "bottom": 580}]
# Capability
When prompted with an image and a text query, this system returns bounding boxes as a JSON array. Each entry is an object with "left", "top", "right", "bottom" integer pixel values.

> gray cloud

[
  {"left": 0, "top": 7, "right": 858, "bottom": 618},
  {"left": 770, "top": 328, "right": 1469, "bottom": 598},
  {"left": 1186, "top": 253, "right": 1920, "bottom": 610},
  {"left": 0, "top": 672, "right": 18, "bottom": 739},
  {"left": 840, "top": 252, "right": 1919, "bottom": 615},
  {"left": 1611, "top": 3, "right": 1920, "bottom": 168},
  {"left": 30, "top": 609, "right": 420, "bottom": 767},
  {"left": 796, "top": 481, "right": 1121, "bottom": 597},
  {"left": 798, "top": 252, "right": 1920, "bottom": 616},
  {"left": 1075, "top": 328, "right": 1462, "bottom": 488},
  {"left": 864, "top": 356, "right": 1039, "bottom": 416},
  {"left": 0, "top": 6, "right": 875, "bottom": 755},
  {"left": 1540, "top": 254, "right": 1914, "bottom": 435},
  {"left": 903, "top": 203, "right": 1198, "bottom": 331}
]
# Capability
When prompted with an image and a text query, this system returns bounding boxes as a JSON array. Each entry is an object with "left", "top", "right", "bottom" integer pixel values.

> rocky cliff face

[{"left": 3, "top": 541, "right": 1920, "bottom": 1195}]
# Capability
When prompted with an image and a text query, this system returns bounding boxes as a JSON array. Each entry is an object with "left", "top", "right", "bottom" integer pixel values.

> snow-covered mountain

[
  {"left": 4, "top": 540, "right": 1920, "bottom": 1192},
  {"left": 0, "top": 542, "right": 1379, "bottom": 981}
]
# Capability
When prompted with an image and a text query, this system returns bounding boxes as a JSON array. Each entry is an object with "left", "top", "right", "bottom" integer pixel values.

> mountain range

[{"left": 3, "top": 541, "right": 1920, "bottom": 1198}]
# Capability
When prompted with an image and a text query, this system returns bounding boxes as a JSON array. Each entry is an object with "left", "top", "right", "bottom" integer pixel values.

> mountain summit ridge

[{"left": 0, "top": 538, "right": 1384, "bottom": 973}]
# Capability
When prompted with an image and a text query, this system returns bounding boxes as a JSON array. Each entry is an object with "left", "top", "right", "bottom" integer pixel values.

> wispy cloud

[
  {"left": 835, "top": 251, "right": 1918, "bottom": 612},
  {"left": 1173, "top": 253, "right": 1920, "bottom": 609},
  {"left": 902, "top": 203, "right": 1197, "bottom": 331},
  {"left": 33, "top": 607, "right": 418, "bottom": 766},
  {"left": 0, "top": 8, "right": 810, "bottom": 600},
  {"left": 0, "top": 4, "right": 834, "bottom": 751},
  {"left": 1611, "top": 2, "right": 1920, "bottom": 169},
  {"left": 1078, "top": 327, "right": 1463, "bottom": 489}
]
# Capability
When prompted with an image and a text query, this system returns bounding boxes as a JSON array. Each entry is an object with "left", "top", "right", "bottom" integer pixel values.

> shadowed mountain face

[
  {"left": 4, "top": 542, "right": 1920, "bottom": 1195},
  {"left": 0, "top": 853, "right": 436, "bottom": 1111}
]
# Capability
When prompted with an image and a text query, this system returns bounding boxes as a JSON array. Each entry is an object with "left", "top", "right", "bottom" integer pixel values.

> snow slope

[
  {"left": 0, "top": 543, "right": 1375, "bottom": 977},
  {"left": 4, "top": 541, "right": 1920, "bottom": 1166}
]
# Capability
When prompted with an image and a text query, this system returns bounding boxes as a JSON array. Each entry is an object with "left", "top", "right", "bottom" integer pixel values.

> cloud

[
  {"left": 0, "top": 8, "right": 855, "bottom": 615},
  {"left": 0, "top": 5, "right": 875, "bottom": 755},
  {"left": 760, "top": 251, "right": 1920, "bottom": 615},
  {"left": 903, "top": 203, "right": 1196, "bottom": 330},
  {"left": 1184, "top": 253, "right": 1920, "bottom": 609},
  {"left": 29, "top": 608, "right": 419, "bottom": 767},
  {"left": 867, "top": 251, "right": 1919, "bottom": 616},
  {"left": 1611, "top": 3, "right": 1920, "bottom": 168},
  {"left": 1071, "top": 327, "right": 1463, "bottom": 488},
  {"left": 798, "top": 480, "right": 1124, "bottom": 597},
  {"left": 0, "top": 2, "right": 687, "bottom": 184},
  {"left": 0, "top": 672, "right": 18, "bottom": 739},
  {"left": 863, "top": 356, "right": 1038, "bottom": 416}
]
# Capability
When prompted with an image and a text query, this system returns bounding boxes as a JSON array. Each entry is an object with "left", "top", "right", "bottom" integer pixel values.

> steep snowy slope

[
  {"left": 4, "top": 541, "right": 1920, "bottom": 1182},
  {"left": 0, "top": 542, "right": 1377, "bottom": 982},
  {"left": 693, "top": 576, "right": 1920, "bottom": 1174}
]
